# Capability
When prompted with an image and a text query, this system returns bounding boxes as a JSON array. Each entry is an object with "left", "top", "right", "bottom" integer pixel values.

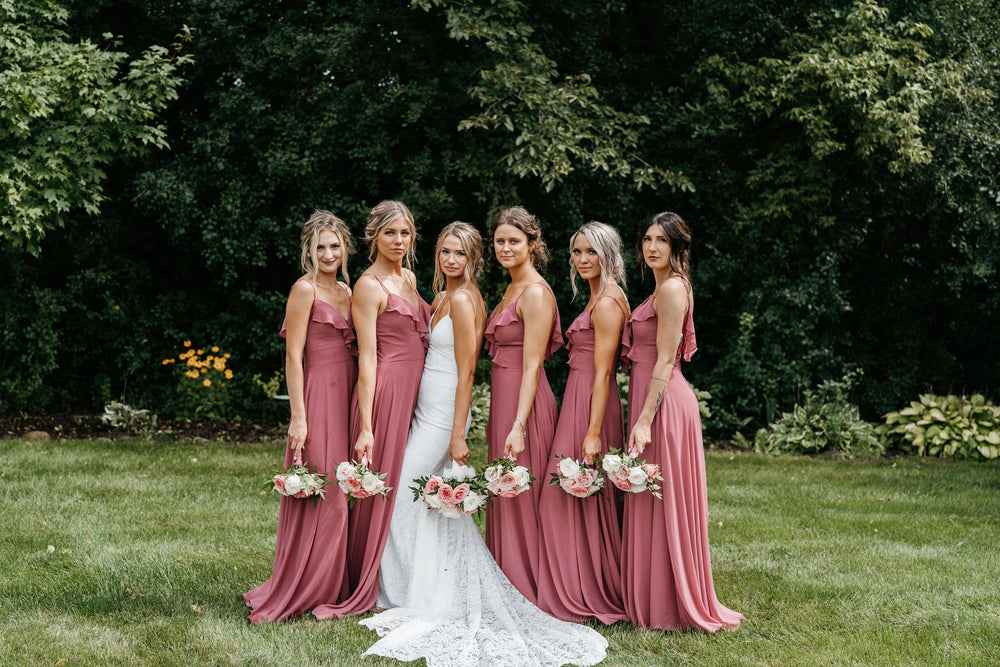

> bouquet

[
  {"left": 269, "top": 462, "right": 331, "bottom": 500},
  {"left": 548, "top": 456, "right": 604, "bottom": 498},
  {"left": 601, "top": 449, "right": 663, "bottom": 498},
  {"left": 335, "top": 459, "right": 392, "bottom": 505},
  {"left": 410, "top": 462, "right": 489, "bottom": 518},
  {"left": 482, "top": 456, "right": 534, "bottom": 498}
]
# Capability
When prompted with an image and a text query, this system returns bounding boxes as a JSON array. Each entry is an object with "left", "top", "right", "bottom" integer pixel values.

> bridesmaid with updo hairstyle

[
  {"left": 620, "top": 211, "right": 742, "bottom": 631},
  {"left": 536, "top": 220, "right": 630, "bottom": 624},
  {"left": 313, "top": 200, "right": 430, "bottom": 619},
  {"left": 483, "top": 205, "right": 562, "bottom": 604},
  {"left": 245, "top": 210, "right": 356, "bottom": 623}
]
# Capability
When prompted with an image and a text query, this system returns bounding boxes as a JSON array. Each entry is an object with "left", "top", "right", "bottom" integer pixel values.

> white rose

[
  {"left": 602, "top": 454, "right": 623, "bottom": 473},
  {"left": 558, "top": 458, "right": 581, "bottom": 479},
  {"left": 336, "top": 462, "right": 354, "bottom": 481},
  {"left": 284, "top": 474, "right": 303, "bottom": 495},
  {"left": 462, "top": 492, "right": 483, "bottom": 513},
  {"left": 627, "top": 466, "right": 648, "bottom": 486},
  {"left": 361, "top": 471, "right": 379, "bottom": 493},
  {"left": 513, "top": 466, "right": 530, "bottom": 487},
  {"left": 425, "top": 492, "right": 444, "bottom": 509}
]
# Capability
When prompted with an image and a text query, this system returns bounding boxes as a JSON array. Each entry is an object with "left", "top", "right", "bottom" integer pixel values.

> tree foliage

[{"left": 0, "top": 0, "right": 192, "bottom": 253}]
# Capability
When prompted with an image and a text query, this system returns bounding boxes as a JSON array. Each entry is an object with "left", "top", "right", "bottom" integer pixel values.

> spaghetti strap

[
  {"left": 597, "top": 293, "right": 627, "bottom": 318},
  {"left": 512, "top": 280, "right": 554, "bottom": 305},
  {"left": 362, "top": 273, "right": 391, "bottom": 295}
]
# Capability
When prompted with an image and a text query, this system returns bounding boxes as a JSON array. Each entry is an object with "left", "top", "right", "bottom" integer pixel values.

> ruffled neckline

[
  {"left": 485, "top": 299, "right": 563, "bottom": 360},
  {"left": 620, "top": 293, "right": 697, "bottom": 363},
  {"left": 279, "top": 297, "right": 355, "bottom": 345},
  {"left": 383, "top": 292, "right": 431, "bottom": 349}
]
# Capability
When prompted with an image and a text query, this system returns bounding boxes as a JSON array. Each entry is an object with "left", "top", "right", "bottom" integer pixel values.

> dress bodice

[
  {"left": 374, "top": 292, "right": 431, "bottom": 364},
  {"left": 279, "top": 297, "right": 356, "bottom": 366},
  {"left": 621, "top": 289, "right": 697, "bottom": 368},
  {"left": 485, "top": 284, "right": 563, "bottom": 369},
  {"left": 565, "top": 297, "right": 627, "bottom": 373}
]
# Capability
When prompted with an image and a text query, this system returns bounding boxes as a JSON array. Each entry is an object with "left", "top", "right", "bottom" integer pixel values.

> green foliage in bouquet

[
  {"left": 749, "top": 372, "right": 885, "bottom": 457},
  {"left": 878, "top": 394, "right": 1000, "bottom": 460}
]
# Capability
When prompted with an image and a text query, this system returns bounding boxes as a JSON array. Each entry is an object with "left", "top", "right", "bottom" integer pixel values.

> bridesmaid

[
  {"left": 244, "top": 211, "right": 356, "bottom": 623},
  {"left": 536, "top": 221, "right": 629, "bottom": 625},
  {"left": 313, "top": 200, "right": 430, "bottom": 619},
  {"left": 484, "top": 206, "right": 562, "bottom": 604},
  {"left": 620, "top": 212, "right": 742, "bottom": 631}
]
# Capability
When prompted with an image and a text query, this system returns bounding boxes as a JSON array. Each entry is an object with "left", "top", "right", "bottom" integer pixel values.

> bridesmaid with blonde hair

[
  {"left": 245, "top": 211, "right": 356, "bottom": 622},
  {"left": 620, "top": 211, "right": 741, "bottom": 631},
  {"left": 484, "top": 205, "right": 562, "bottom": 604},
  {"left": 313, "top": 200, "right": 430, "bottom": 619},
  {"left": 536, "top": 220, "right": 630, "bottom": 624}
]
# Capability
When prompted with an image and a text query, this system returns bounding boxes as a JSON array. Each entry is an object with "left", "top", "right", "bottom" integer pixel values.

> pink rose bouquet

[
  {"left": 335, "top": 459, "right": 392, "bottom": 506},
  {"left": 482, "top": 456, "right": 534, "bottom": 498},
  {"left": 548, "top": 456, "right": 604, "bottom": 498},
  {"left": 269, "top": 462, "right": 331, "bottom": 500},
  {"left": 410, "top": 463, "right": 488, "bottom": 518},
  {"left": 601, "top": 449, "right": 663, "bottom": 498}
]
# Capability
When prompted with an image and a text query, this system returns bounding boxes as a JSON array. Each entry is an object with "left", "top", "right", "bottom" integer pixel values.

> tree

[{"left": 0, "top": 0, "right": 191, "bottom": 253}]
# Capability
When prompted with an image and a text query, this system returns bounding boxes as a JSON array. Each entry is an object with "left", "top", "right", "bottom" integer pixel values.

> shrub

[
  {"left": 101, "top": 401, "right": 157, "bottom": 434},
  {"left": 749, "top": 372, "right": 885, "bottom": 457},
  {"left": 161, "top": 341, "right": 235, "bottom": 419},
  {"left": 878, "top": 394, "right": 1000, "bottom": 460}
]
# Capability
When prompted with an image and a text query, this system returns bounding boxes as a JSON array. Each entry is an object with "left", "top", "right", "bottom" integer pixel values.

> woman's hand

[
  {"left": 448, "top": 433, "right": 469, "bottom": 466},
  {"left": 354, "top": 429, "right": 374, "bottom": 464},
  {"left": 503, "top": 422, "right": 525, "bottom": 460},
  {"left": 627, "top": 420, "right": 651, "bottom": 458},
  {"left": 581, "top": 433, "right": 602, "bottom": 464},
  {"left": 288, "top": 418, "right": 307, "bottom": 464}
]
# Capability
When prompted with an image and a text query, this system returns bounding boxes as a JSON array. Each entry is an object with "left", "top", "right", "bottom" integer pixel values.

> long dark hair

[{"left": 638, "top": 211, "right": 691, "bottom": 279}]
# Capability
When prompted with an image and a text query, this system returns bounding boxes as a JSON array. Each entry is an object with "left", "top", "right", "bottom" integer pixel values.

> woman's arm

[
  {"left": 351, "top": 276, "right": 386, "bottom": 462},
  {"left": 627, "top": 279, "right": 686, "bottom": 457},
  {"left": 581, "top": 297, "right": 625, "bottom": 463},
  {"left": 448, "top": 291, "right": 481, "bottom": 465},
  {"left": 284, "top": 280, "right": 314, "bottom": 463},
  {"left": 504, "top": 283, "right": 556, "bottom": 459}
]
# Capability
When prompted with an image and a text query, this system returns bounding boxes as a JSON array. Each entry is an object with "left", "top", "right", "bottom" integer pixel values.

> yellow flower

[
  {"left": 211, "top": 346, "right": 219, "bottom": 353},
  {"left": 224, "top": 370, "right": 233, "bottom": 379},
  {"left": 187, "top": 358, "right": 197, "bottom": 367},
  {"left": 224, "top": 353, "right": 231, "bottom": 359},
  {"left": 214, "top": 360, "right": 226, "bottom": 372},
  {"left": 161, "top": 359, "right": 172, "bottom": 365},
  {"left": 200, "top": 367, "right": 208, "bottom": 374},
  {"left": 203, "top": 379, "right": 212, "bottom": 387},
  {"left": 184, "top": 341, "right": 192, "bottom": 347},
  {"left": 186, "top": 370, "right": 199, "bottom": 379},
  {"left": 196, "top": 349, "right": 204, "bottom": 355}
]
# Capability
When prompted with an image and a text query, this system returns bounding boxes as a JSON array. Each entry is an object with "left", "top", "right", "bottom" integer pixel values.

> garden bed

[{"left": 0, "top": 412, "right": 286, "bottom": 442}]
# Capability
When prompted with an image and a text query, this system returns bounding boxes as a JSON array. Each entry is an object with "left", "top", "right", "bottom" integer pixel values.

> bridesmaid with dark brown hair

[
  {"left": 313, "top": 200, "right": 430, "bottom": 619},
  {"left": 620, "top": 211, "right": 742, "bottom": 631},
  {"left": 483, "top": 205, "right": 562, "bottom": 605}
]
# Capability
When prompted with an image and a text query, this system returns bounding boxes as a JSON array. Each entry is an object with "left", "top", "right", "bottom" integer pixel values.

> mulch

[{"left": 0, "top": 413, "right": 286, "bottom": 442}]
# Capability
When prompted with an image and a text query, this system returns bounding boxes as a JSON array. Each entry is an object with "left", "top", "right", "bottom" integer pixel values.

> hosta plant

[{"left": 878, "top": 394, "right": 1000, "bottom": 460}]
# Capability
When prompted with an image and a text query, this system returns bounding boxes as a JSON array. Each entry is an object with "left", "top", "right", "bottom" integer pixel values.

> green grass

[{"left": 1, "top": 438, "right": 998, "bottom": 665}]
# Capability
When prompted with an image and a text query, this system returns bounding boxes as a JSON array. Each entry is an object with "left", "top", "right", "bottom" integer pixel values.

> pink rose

[
  {"left": 453, "top": 483, "right": 470, "bottom": 502},
  {"left": 347, "top": 476, "right": 364, "bottom": 494},
  {"left": 438, "top": 484, "right": 455, "bottom": 505},
  {"left": 559, "top": 477, "right": 576, "bottom": 493},
  {"left": 272, "top": 475, "right": 287, "bottom": 493},
  {"left": 644, "top": 463, "right": 660, "bottom": 478},
  {"left": 498, "top": 471, "right": 518, "bottom": 492},
  {"left": 569, "top": 485, "right": 591, "bottom": 497},
  {"left": 484, "top": 466, "right": 501, "bottom": 484},
  {"left": 425, "top": 475, "right": 443, "bottom": 494},
  {"left": 294, "top": 490, "right": 308, "bottom": 498},
  {"left": 498, "top": 489, "right": 519, "bottom": 498}
]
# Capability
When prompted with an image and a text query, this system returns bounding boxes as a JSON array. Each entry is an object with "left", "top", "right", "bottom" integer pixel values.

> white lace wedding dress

[{"left": 360, "top": 313, "right": 608, "bottom": 667}]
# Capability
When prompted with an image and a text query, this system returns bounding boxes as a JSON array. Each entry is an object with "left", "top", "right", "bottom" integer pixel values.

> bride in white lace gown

[{"left": 360, "top": 223, "right": 608, "bottom": 667}]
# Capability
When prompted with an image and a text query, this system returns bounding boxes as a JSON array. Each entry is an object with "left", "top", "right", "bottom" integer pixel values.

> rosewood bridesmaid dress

[
  {"left": 619, "top": 280, "right": 742, "bottom": 631},
  {"left": 313, "top": 275, "right": 429, "bottom": 619},
  {"left": 244, "top": 283, "right": 356, "bottom": 623},
  {"left": 536, "top": 296, "right": 628, "bottom": 624},
  {"left": 483, "top": 282, "right": 562, "bottom": 605}
]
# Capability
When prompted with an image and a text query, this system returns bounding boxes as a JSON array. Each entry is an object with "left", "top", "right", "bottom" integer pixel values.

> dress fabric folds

[
  {"left": 361, "top": 312, "right": 607, "bottom": 667},
  {"left": 313, "top": 279, "right": 429, "bottom": 619},
  {"left": 619, "top": 284, "right": 742, "bottom": 631},
  {"left": 536, "top": 298, "right": 627, "bottom": 624},
  {"left": 244, "top": 295, "right": 356, "bottom": 623},
  {"left": 483, "top": 283, "right": 562, "bottom": 605}
]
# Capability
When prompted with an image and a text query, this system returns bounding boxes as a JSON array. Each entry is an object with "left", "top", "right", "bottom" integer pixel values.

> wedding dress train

[{"left": 360, "top": 313, "right": 608, "bottom": 667}]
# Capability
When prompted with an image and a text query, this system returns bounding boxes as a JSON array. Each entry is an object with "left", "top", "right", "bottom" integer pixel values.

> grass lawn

[{"left": 1, "top": 437, "right": 998, "bottom": 666}]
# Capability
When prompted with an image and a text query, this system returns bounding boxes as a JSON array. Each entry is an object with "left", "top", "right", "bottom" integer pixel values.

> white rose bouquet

[
  {"left": 335, "top": 459, "right": 392, "bottom": 506},
  {"left": 481, "top": 456, "right": 534, "bottom": 498},
  {"left": 602, "top": 448, "right": 663, "bottom": 498},
  {"left": 548, "top": 456, "right": 604, "bottom": 498},
  {"left": 269, "top": 462, "right": 331, "bottom": 500},
  {"left": 410, "top": 462, "right": 489, "bottom": 518}
]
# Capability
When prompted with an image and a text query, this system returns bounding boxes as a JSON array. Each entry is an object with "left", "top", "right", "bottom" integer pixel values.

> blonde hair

[
  {"left": 569, "top": 220, "right": 626, "bottom": 298},
  {"left": 433, "top": 222, "right": 484, "bottom": 294},
  {"left": 300, "top": 210, "right": 352, "bottom": 283},
  {"left": 365, "top": 200, "right": 417, "bottom": 269},
  {"left": 489, "top": 206, "right": 549, "bottom": 271}
]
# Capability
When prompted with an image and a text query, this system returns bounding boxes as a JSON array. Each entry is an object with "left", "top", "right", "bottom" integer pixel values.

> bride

[{"left": 360, "top": 222, "right": 608, "bottom": 666}]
